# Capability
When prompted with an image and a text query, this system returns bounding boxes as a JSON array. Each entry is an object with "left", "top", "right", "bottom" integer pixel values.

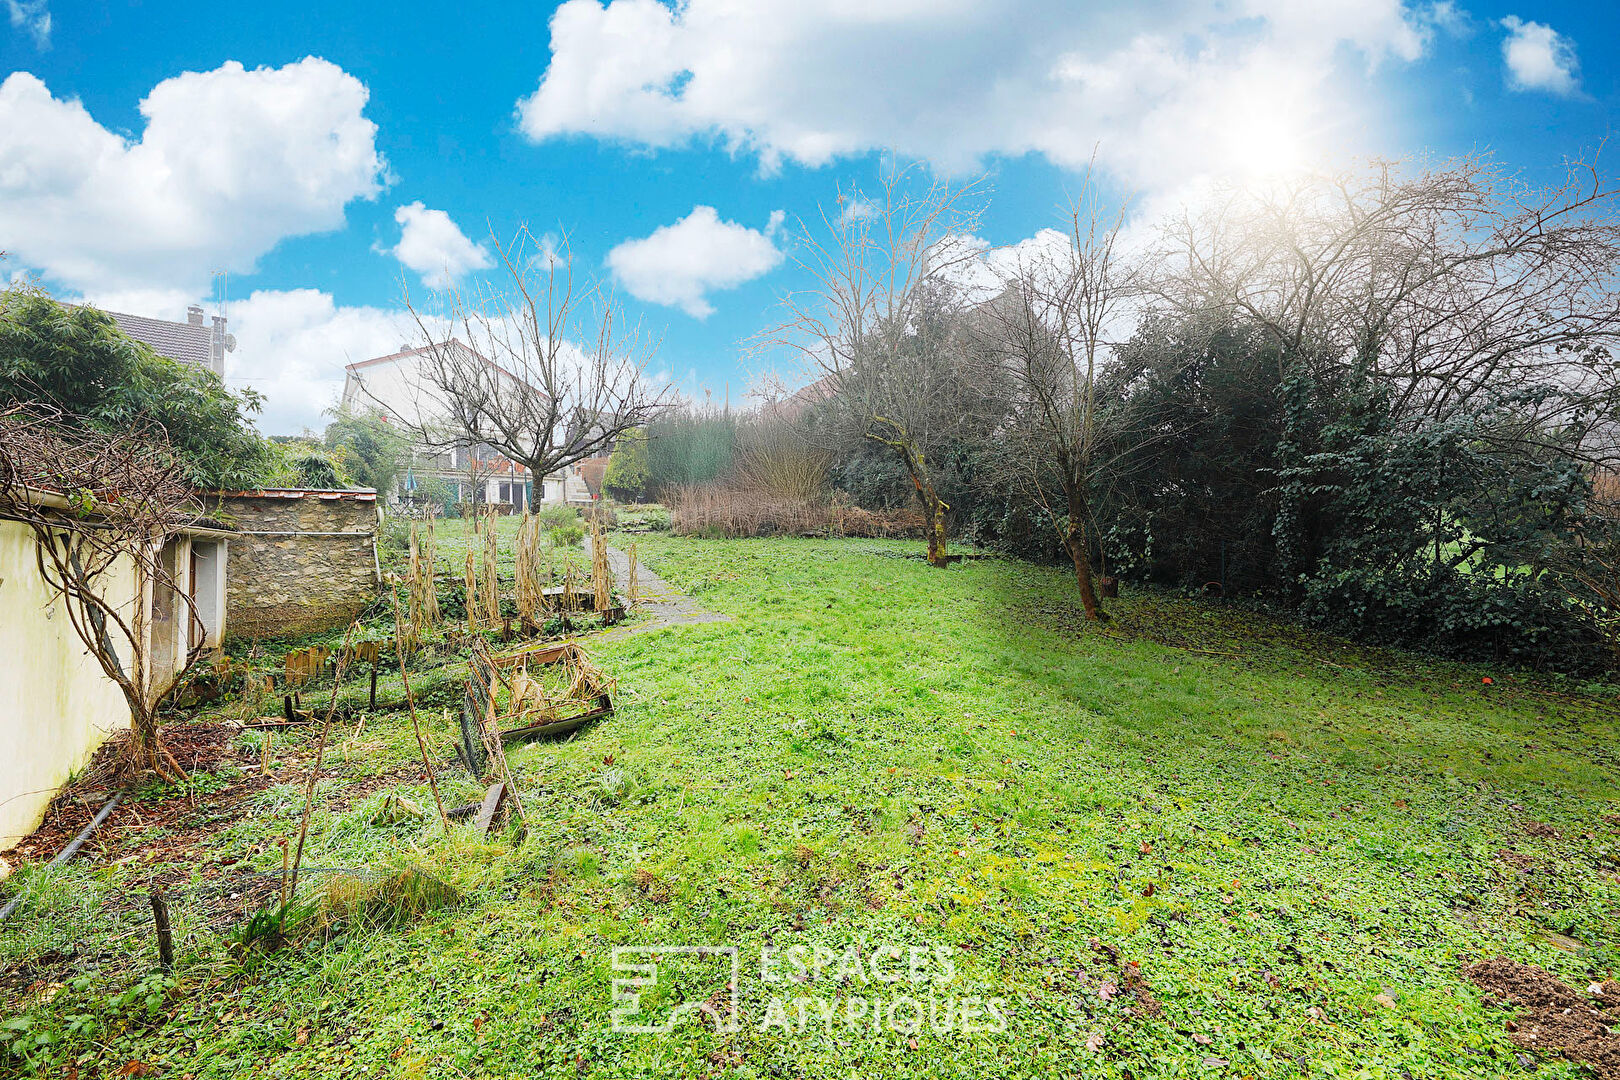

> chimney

[
  {"left": 187, "top": 305, "right": 205, "bottom": 326},
  {"left": 209, "top": 314, "right": 230, "bottom": 377}
]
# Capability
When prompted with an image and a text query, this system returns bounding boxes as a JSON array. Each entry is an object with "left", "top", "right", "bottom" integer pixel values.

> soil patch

[{"left": 1466, "top": 956, "right": 1620, "bottom": 1078}]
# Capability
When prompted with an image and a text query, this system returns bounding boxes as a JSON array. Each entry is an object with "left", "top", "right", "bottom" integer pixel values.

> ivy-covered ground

[{"left": 2, "top": 532, "right": 1617, "bottom": 1079}]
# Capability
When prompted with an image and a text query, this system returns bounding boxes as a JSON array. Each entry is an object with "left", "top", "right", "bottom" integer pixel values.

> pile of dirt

[{"left": 1466, "top": 956, "right": 1620, "bottom": 1078}]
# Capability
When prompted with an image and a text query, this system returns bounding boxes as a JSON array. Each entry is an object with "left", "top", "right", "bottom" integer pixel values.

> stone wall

[{"left": 217, "top": 492, "right": 381, "bottom": 641}]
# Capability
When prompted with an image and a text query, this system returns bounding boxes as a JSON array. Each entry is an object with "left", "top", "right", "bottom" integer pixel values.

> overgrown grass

[{"left": 2, "top": 536, "right": 1617, "bottom": 1078}]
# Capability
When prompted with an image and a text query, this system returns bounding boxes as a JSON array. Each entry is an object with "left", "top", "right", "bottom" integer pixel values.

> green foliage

[
  {"left": 325, "top": 406, "right": 410, "bottom": 494},
  {"left": 262, "top": 437, "right": 350, "bottom": 490},
  {"left": 533, "top": 503, "right": 579, "bottom": 529},
  {"left": 645, "top": 409, "right": 737, "bottom": 494},
  {"left": 602, "top": 426, "right": 650, "bottom": 501},
  {"left": 1277, "top": 377, "right": 1605, "bottom": 668},
  {"left": 549, "top": 522, "right": 584, "bottom": 547},
  {"left": 292, "top": 452, "right": 342, "bottom": 489},
  {"left": 0, "top": 284, "right": 270, "bottom": 488}
]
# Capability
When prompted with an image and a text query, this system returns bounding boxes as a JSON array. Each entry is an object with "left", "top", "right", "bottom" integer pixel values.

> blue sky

[{"left": 2, "top": 0, "right": 1615, "bottom": 433}]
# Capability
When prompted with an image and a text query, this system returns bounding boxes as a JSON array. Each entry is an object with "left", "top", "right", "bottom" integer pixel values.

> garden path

[{"left": 585, "top": 535, "right": 732, "bottom": 637}]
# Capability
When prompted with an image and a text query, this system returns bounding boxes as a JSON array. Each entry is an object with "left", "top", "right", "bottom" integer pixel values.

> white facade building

[{"left": 340, "top": 342, "right": 593, "bottom": 509}]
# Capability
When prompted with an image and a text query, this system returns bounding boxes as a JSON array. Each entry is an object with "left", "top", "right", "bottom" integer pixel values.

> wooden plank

[
  {"left": 473, "top": 782, "right": 507, "bottom": 835},
  {"left": 500, "top": 697, "right": 613, "bottom": 741}
]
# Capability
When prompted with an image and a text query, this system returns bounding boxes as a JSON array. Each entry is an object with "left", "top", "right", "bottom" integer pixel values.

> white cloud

[
  {"left": 606, "top": 205, "right": 784, "bottom": 317},
  {"left": 515, "top": 0, "right": 1430, "bottom": 187},
  {"left": 220, "top": 289, "right": 426, "bottom": 435},
  {"left": 6, "top": 0, "right": 50, "bottom": 49},
  {"left": 1500, "top": 16, "right": 1579, "bottom": 96},
  {"left": 0, "top": 58, "right": 386, "bottom": 296},
  {"left": 388, "top": 202, "right": 492, "bottom": 288}
]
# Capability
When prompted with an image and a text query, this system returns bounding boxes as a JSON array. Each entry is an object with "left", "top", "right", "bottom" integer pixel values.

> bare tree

[
  {"left": 972, "top": 172, "right": 1137, "bottom": 620},
  {"left": 0, "top": 409, "right": 204, "bottom": 779},
  {"left": 398, "top": 228, "right": 676, "bottom": 491},
  {"left": 1152, "top": 156, "right": 1620, "bottom": 465},
  {"left": 767, "top": 163, "right": 989, "bottom": 566}
]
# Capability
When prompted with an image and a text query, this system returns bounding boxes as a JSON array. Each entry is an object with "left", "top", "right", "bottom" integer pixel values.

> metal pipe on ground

[{"left": 0, "top": 792, "right": 124, "bottom": 923}]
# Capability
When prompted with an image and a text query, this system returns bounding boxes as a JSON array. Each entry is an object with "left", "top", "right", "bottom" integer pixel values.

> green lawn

[{"left": 3, "top": 535, "right": 1618, "bottom": 1079}]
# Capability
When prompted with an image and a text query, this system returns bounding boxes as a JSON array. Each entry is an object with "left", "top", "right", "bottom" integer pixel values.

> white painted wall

[
  {"left": 0, "top": 522, "right": 226, "bottom": 850},
  {"left": 0, "top": 519, "right": 137, "bottom": 850}
]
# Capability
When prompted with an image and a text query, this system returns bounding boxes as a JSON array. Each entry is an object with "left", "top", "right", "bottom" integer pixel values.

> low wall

[
  {"left": 0, "top": 518, "right": 135, "bottom": 850},
  {"left": 216, "top": 491, "right": 381, "bottom": 641}
]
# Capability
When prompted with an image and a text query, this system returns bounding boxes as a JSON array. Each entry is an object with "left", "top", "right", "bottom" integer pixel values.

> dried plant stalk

[
  {"left": 591, "top": 521, "right": 612, "bottom": 613},
  {"left": 627, "top": 541, "right": 638, "bottom": 608},
  {"left": 464, "top": 550, "right": 478, "bottom": 634},
  {"left": 422, "top": 520, "right": 440, "bottom": 624},
  {"left": 514, "top": 512, "right": 545, "bottom": 628},
  {"left": 481, "top": 507, "right": 500, "bottom": 626}
]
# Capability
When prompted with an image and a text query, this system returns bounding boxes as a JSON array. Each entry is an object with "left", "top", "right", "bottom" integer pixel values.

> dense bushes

[{"left": 0, "top": 285, "right": 270, "bottom": 488}]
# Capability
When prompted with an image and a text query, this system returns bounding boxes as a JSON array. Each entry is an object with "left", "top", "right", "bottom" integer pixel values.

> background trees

[
  {"left": 0, "top": 285, "right": 270, "bottom": 489},
  {"left": 738, "top": 156, "right": 1620, "bottom": 670},
  {"left": 602, "top": 426, "right": 650, "bottom": 501},
  {"left": 324, "top": 406, "right": 411, "bottom": 494}
]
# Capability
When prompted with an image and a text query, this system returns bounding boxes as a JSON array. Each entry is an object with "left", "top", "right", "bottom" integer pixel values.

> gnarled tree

[
  {"left": 0, "top": 409, "right": 203, "bottom": 779},
  {"left": 971, "top": 175, "right": 1140, "bottom": 619},
  {"left": 768, "top": 164, "right": 989, "bottom": 566}
]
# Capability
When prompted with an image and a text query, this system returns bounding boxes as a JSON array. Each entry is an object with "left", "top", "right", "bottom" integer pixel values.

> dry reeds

[
  {"left": 515, "top": 512, "right": 546, "bottom": 628},
  {"left": 590, "top": 521, "right": 613, "bottom": 613},
  {"left": 668, "top": 484, "right": 927, "bottom": 539},
  {"left": 481, "top": 508, "right": 500, "bottom": 627},
  {"left": 734, "top": 418, "right": 833, "bottom": 501},
  {"left": 406, "top": 522, "right": 439, "bottom": 642}
]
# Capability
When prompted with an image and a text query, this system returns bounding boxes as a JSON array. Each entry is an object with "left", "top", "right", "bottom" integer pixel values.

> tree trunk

[
  {"left": 876, "top": 434, "right": 949, "bottom": 569},
  {"left": 123, "top": 708, "right": 178, "bottom": 781},
  {"left": 921, "top": 483, "right": 949, "bottom": 568},
  {"left": 1065, "top": 491, "right": 1106, "bottom": 621}
]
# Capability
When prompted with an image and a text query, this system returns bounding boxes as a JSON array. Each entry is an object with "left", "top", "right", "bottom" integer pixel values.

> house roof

[
  {"left": 345, "top": 343, "right": 436, "bottom": 373},
  {"left": 103, "top": 310, "right": 213, "bottom": 368},
  {"left": 344, "top": 339, "right": 529, "bottom": 387}
]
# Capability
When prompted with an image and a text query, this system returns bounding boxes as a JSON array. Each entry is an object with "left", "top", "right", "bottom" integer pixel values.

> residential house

[
  {"left": 99, "top": 305, "right": 235, "bottom": 377},
  {"left": 340, "top": 343, "right": 594, "bottom": 511}
]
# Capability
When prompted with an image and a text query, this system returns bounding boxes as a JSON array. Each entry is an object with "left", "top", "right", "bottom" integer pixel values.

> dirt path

[{"left": 586, "top": 536, "right": 732, "bottom": 637}]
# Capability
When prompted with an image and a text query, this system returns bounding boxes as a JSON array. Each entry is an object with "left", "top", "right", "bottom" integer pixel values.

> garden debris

[
  {"left": 1466, "top": 956, "right": 1620, "bottom": 1078},
  {"left": 370, "top": 794, "right": 424, "bottom": 827},
  {"left": 473, "top": 783, "right": 508, "bottom": 835},
  {"left": 459, "top": 640, "right": 615, "bottom": 776}
]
